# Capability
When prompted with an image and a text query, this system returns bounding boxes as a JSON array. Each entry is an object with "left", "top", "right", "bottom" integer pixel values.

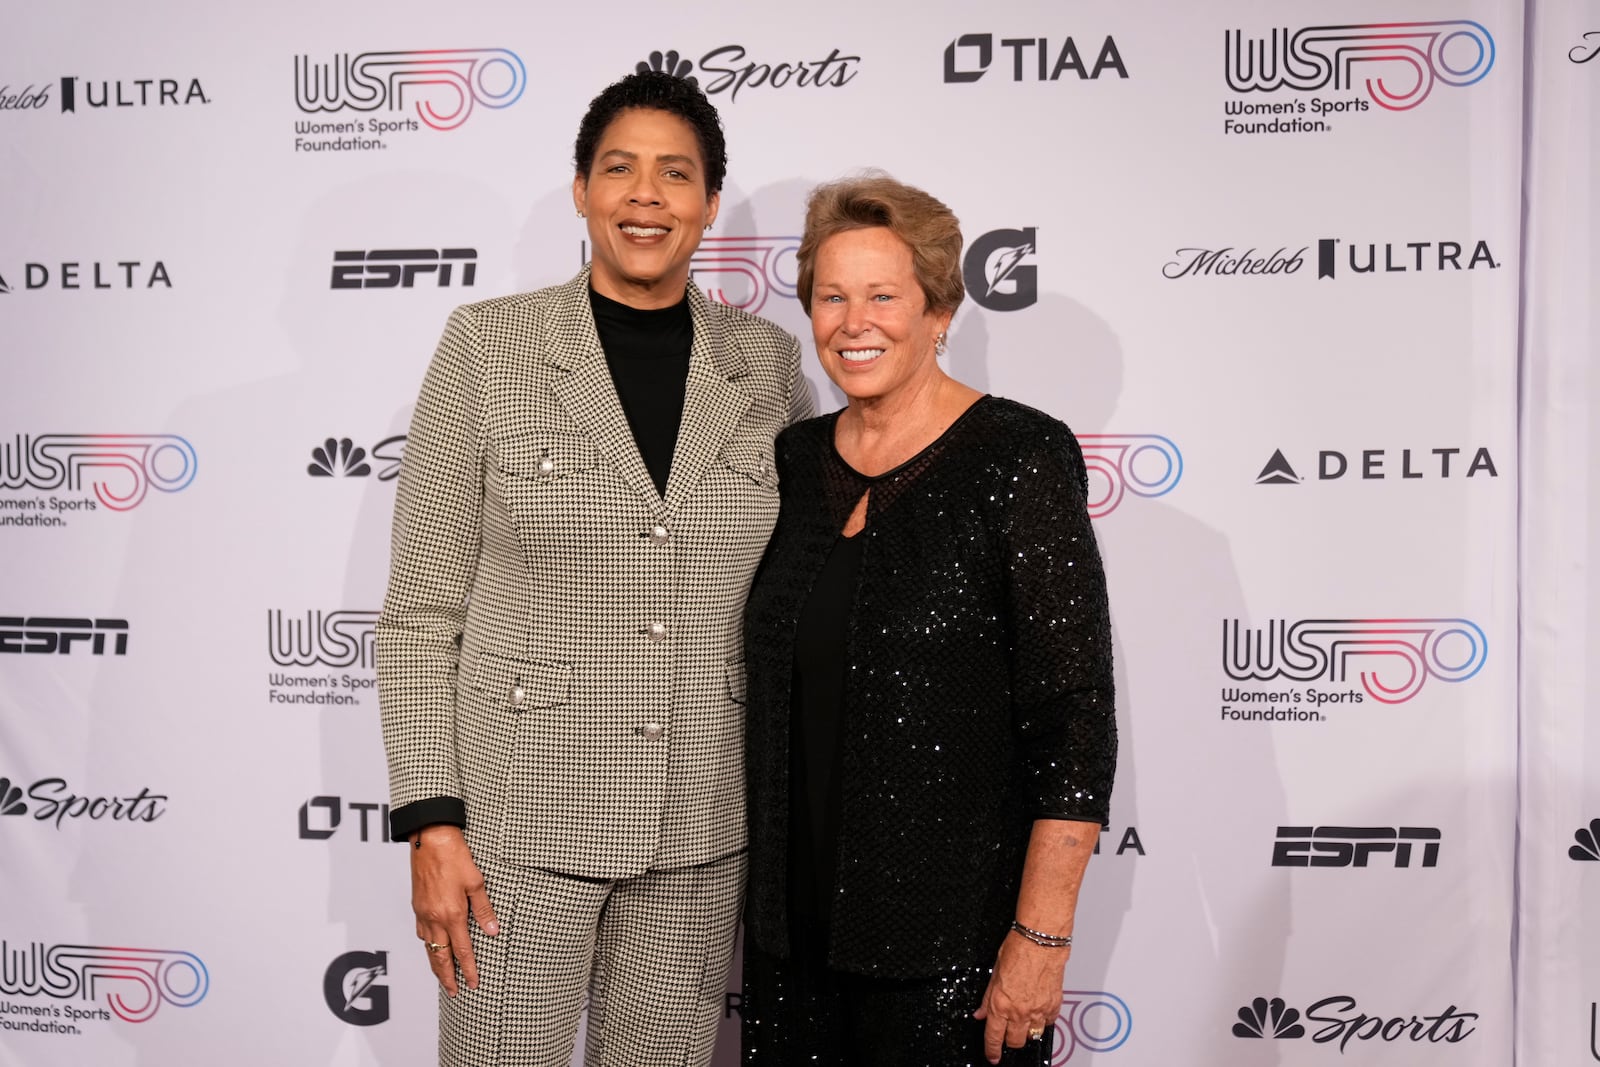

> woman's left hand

[{"left": 973, "top": 931, "right": 1068, "bottom": 1064}]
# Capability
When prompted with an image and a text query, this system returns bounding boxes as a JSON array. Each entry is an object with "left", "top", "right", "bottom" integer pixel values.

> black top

[
  {"left": 744, "top": 395, "right": 1116, "bottom": 978},
  {"left": 788, "top": 529, "right": 866, "bottom": 967},
  {"left": 590, "top": 285, "right": 692, "bottom": 497}
]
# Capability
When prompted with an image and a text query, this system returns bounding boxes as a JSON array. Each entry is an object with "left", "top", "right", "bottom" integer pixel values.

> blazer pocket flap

[
  {"left": 720, "top": 440, "right": 777, "bottom": 488},
  {"left": 725, "top": 658, "right": 748, "bottom": 705},
  {"left": 468, "top": 650, "right": 572, "bottom": 709},
  {"left": 498, "top": 432, "right": 598, "bottom": 480}
]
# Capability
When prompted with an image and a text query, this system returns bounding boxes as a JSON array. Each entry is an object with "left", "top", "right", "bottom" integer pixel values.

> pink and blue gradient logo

[
  {"left": 689, "top": 236, "right": 800, "bottom": 313},
  {"left": 0, "top": 434, "right": 196, "bottom": 511},
  {"left": 1078, "top": 435, "right": 1182, "bottom": 519},
  {"left": 294, "top": 49, "right": 526, "bottom": 130},
  {"left": 1226, "top": 21, "right": 1494, "bottom": 110},
  {"left": 1052, "top": 990, "right": 1132, "bottom": 1063},
  {"left": 1, "top": 942, "right": 208, "bottom": 1022},
  {"left": 1223, "top": 618, "right": 1488, "bottom": 704}
]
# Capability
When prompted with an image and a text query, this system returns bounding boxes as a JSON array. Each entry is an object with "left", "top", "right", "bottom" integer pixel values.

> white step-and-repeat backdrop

[
  {"left": 0, "top": 1, "right": 1590, "bottom": 1063},
  {"left": 1519, "top": 2, "right": 1600, "bottom": 1066}
]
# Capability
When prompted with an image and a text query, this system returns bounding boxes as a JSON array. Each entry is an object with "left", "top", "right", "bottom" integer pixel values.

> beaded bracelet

[{"left": 1011, "top": 920, "right": 1073, "bottom": 948}]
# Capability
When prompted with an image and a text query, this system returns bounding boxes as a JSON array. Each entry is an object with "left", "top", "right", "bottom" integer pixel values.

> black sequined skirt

[{"left": 741, "top": 939, "right": 1052, "bottom": 1067}]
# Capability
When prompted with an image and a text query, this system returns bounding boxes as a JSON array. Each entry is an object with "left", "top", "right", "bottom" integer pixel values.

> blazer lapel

[
  {"left": 546, "top": 266, "right": 668, "bottom": 517},
  {"left": 664, "top": 282, "right": 752, "bottom": 512}
]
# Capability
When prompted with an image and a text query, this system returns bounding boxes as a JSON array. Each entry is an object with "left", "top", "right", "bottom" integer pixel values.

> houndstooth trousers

[{"left": 439, "top": 851, "right": 746, "bottom": 1067}]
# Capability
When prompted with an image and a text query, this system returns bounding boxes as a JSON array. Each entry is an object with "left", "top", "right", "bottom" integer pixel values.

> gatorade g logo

[
  {"left": 323, "top": 950, "right": 388, "bottom": 1025},
  {"left": 963, "top": 228, "right": 1037, "bottom": 311}
]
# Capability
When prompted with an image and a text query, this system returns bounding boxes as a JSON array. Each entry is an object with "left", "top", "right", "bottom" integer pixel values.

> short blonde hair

[{"left": 795, "top": 173, "right": 964, "bottom": 316}]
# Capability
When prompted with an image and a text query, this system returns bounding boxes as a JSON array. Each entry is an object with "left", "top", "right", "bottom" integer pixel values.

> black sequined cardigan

[{"left": 744, "top": 396, "right": 1116, "bottom": 979}]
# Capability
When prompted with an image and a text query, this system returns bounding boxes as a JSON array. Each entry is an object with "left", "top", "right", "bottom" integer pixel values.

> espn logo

[
  {"left": 1271, "top": 826, "right": 1440, "bottom": 868},
  {"left": 331, "top": 248, "right": 477, "bottom": 289},
  {"left": 0, "top": 616, "right": 128, "bottom": 655}
]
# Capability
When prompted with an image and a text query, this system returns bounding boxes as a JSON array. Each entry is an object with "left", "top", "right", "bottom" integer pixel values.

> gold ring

[
  {"left": 1028, "top": 1026, "right": 1045, "bottom": 1041},
  {"left": 425, "top": 941, "right": 449, "bottom": 953}
]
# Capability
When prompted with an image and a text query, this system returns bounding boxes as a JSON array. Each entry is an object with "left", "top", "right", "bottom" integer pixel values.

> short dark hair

[{"left": 573, "top": 72, "right": 727, "bottom": 193}]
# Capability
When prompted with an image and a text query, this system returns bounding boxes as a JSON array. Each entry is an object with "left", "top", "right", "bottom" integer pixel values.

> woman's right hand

[{"left": 410, "top": 824, "right": 499, "bottom": 995}]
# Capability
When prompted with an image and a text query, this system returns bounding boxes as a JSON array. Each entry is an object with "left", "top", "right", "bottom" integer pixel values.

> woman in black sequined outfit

[{"left": 742, "top": 175, "right": 1116, "bottom": 1066}]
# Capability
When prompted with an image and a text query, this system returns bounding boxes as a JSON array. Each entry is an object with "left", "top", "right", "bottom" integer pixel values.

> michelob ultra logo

[{"left": 1223, "top": 618, "right": 1487, "bottom": 704}]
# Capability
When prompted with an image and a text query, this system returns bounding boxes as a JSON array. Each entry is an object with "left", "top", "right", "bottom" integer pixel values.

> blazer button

[
  {"left": 648, "top": 524, "right": 671, "bottom": 545},
  {"left": 640, "top": 722, "right": 664, "bottom": 741},
  {"left": 511, "top": 685, "right": 527, "bottom": 707},
  {"left": 646, "top": 621, "right": 667, "bottom": 642},
  {"left": 537, "top": 456, "right": 556, "bottom": 475}
]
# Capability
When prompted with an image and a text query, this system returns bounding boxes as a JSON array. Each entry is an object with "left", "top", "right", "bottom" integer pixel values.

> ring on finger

[
  {"left": 1028, "top": 1025, "right": 1045, "bottom": 1041},
  {"left": 425, "top": 941, "right": 449, "bottom": 953}
]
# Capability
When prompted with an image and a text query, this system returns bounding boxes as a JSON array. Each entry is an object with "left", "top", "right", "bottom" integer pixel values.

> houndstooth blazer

[{"left": 377, "top": 264, "right": 813, "bottom": 879}]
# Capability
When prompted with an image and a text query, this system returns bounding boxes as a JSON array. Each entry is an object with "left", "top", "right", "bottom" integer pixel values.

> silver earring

[
  {"left": 935, "top": 333, "right": 948, "bottom": 357},
  {"left": 577, "top": 209, "right": 585, "bottom": 219}
]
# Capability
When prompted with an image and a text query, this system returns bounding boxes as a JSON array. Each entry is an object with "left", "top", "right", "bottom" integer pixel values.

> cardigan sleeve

[{"left": 999, "top": 422, "right": 1116, "bottom": 826}]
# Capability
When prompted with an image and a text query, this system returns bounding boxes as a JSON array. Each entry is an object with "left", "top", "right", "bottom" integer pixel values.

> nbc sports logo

[
  {"left": 304, "top": 435, "right": 405, "bottom": 480},
  {"left": 1570, "top": 818, "right": 1600, "bottom": 861},
  {"left": 1234, "top": 996, "right": 1304, "bottom": 1039},
  {"left": 0, "top": 776, "right": 24, "bottom": 816},
  {"left": 1229, "top": 994, "right": 1477, "bottom": 1051}
]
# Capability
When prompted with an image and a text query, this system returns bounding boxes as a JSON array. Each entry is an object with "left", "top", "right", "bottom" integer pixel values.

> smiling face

[
  {"left": 573, "top": 107, "right": 719, "bottom": 309},
  {"left": 809, "top": 226, "right": 954, "bottom": 405}
]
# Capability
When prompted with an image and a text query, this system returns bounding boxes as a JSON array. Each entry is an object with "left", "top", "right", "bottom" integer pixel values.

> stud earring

[
  {"left": 935, "top": 332, "right": 948, "bottom": 357},
  {"left": 577, "top": 209, "right": 586, "bottom": 219}
]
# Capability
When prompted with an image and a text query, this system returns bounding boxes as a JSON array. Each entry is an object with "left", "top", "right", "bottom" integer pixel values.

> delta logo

[{"left": 1256, "top": 446, "right": 1498, "bottom": 484}]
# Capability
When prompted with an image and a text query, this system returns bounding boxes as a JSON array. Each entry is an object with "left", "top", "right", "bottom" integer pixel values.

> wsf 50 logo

[
  {"left": 0, "top": 434, "right": 196, "bottom": 524},
  {"left": 292, "top": 49, "right": 525, "bottom": 153},
  {"left": 0, "top": 942, "right": 208, "bottom": 1024},
  {"left": 1223, "top": 618, "right": 1487, "bottom": 704},
  {"left": 1051, "top": 990, "right": 1132, "bottom": 1064},
  {"left": 1078, "top": 436, "right": 1182, "bottom": 519},
  {"left": 689, "top": 236, "right": 799, "bottom": 313},
  {"left": 1225, "top": 21, "right": 1495, "bottom": 111},
  {"left": 295, "top": 49, "right": 525, "bottom": 129}
]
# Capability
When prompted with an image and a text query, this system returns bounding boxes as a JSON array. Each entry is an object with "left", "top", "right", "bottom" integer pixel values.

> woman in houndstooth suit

[{"left": 376, "top": 71, "right": 812, "bottom": 1066}]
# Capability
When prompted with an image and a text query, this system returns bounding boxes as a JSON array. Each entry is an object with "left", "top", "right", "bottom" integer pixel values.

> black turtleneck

[{"left": 589, "top": 286, "right": 692, "bottom": 497}]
